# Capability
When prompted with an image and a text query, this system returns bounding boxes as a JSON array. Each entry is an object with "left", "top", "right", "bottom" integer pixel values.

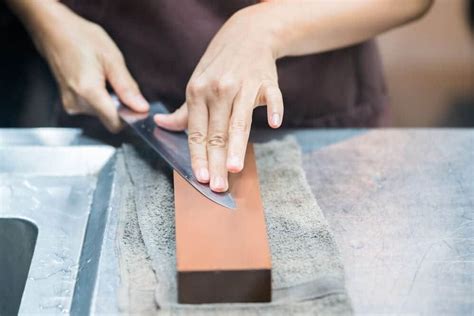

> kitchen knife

[{"left": 116, "top": 98, "right": 236, "bottom": 210}]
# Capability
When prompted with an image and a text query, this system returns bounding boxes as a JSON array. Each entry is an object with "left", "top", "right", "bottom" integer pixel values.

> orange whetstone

[{"left": 174, "top": 144, "right": 272, "bottom": 303}]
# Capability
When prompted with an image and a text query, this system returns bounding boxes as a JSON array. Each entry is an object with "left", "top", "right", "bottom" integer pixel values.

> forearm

[
  {"left": 5, "top": 0, "right": 72, "bottom": 56},
  {"left": 240, "top": 0, "right": 433, "bottom": 59}
]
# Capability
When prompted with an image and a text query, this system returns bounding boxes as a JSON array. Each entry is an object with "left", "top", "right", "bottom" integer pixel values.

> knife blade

[{"left": 116, "top": 98, "right": 236, "bottom": 210}]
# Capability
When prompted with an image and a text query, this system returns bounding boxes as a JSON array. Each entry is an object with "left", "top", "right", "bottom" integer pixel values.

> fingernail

[
  {"left": 228, "top": 155, "right": 242, "bottom": 171},
  {"left": 197, "top": 168, "right": 209, "bottom": 182},
  {"left": 272, "top": 113, "right": 280, "bottom": 127},
  {"left": 133, "top": 95, "right": 149, "bottom": 111},
  {"left": 154, "top": 113, "right": 164, "bottom": 122},
  {"left": 125, "top": 92, "right": 149, "bottom": 111},
  {"left": 211, "top": 176, "right": 226, "bottom": 191}
]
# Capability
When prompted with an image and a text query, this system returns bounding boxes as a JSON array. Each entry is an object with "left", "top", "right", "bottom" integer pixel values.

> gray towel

[
  {"left": 116, "top": 137, "right": 352, "bottom": 315},
  {"left": 115, "top": 154, "right": 158, "bottom": 315}
]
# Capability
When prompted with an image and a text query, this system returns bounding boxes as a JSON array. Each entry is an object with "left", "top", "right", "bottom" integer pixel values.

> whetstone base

[
  {"left": 174, "top": 145, "right": 272, "bottom": 304},
  {"left": 178, "top": 270, "right": 271, "bottom": 303}
]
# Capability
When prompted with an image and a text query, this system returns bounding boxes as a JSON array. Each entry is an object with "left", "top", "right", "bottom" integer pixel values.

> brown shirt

[{"left": 62, "top": 0, "right": 390, "bottom": 129}]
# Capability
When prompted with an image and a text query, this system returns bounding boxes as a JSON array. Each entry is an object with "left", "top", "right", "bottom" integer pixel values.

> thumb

[
  {"left": 154, "top": 103, "right": 188, "bottom": 131},
  {"left": 104, "top": 52, "right": 149, "bottom": 113}
]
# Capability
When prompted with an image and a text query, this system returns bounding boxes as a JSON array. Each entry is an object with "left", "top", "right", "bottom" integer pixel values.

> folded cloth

[
  {"left": 115, "top": 154, "right": 158, "bottom": 315},
  {"left": 117, "top": 137, "right": 352, "bottom": 315}
]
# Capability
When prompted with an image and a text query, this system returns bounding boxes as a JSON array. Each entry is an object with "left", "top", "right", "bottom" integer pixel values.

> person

[{"left": 6, "top": 0, "right": 433, "bottom": 192}]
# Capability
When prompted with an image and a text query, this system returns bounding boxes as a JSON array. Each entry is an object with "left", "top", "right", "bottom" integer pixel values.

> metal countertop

[
  {"left": 253, "top": 128, "right": 473, "bottom": 314},
  {"left": 2, "top": 128, "right": 472, "bottom": 314}
]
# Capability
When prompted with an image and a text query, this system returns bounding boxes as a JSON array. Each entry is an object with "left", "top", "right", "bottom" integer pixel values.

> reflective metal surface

[
  {"left": 252, "top": 128, "right": 474, "bottom": 315},
  {"left": 118, "top": 102, "right": 236, "bottom": 209},
  {"left": 0, "top": 128, "right": 102, "bottom": 146},
  {"left": 1, "top": 128, "right": 472, "bottom": 314},
  {"left": 0, "top": 129, "right": 116, "bottom": 315}
]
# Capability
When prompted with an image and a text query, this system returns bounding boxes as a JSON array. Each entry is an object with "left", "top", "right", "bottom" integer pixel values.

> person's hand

[
  {"left": 154, "top": 5, "right": 283, "bottom": 192},
  {"left": 24, "top": 2, "right": 149, "bottom": 132}
]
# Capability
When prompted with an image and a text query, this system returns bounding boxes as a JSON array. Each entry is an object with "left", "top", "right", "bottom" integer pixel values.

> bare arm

[
  {"left": 155, "top": 0, "right": 433, "bottom": 192},
  {"left": 5, "top": 0, "right": 57, "bottom": 41},
  {"left": 259, "top": 0, "right": 434, "bottom": 58},
  {"left": 5, "top": 0, "right": 149, "bottom": 132}
]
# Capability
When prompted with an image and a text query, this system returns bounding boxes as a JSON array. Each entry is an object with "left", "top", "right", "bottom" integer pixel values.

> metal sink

[
  {"left": 0, "top": 218, "right": 38, "bottom": 315},
  {"left": 0, "top": 129, "right": 116, "bottom": 314}
]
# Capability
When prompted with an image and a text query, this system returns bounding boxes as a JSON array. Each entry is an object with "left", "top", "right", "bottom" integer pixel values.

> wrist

[{"left": 232, "top": 3, "right": 289, "bottom": 60}]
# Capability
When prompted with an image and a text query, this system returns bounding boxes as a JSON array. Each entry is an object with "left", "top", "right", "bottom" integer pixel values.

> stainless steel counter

[
  {"left": 0, "top": 129, "right": 117, "bottom": 315},
  {"left": 1, "top": 128, "right": 472, "bottom": 314},
  {"left": 253, "top": 128, "right": 474, "bottom": 314}
]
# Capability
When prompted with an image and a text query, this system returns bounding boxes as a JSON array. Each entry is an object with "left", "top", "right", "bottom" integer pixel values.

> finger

[
  {"left": 154, "top": 103, "right": 188, "bottom": 131},
  {"left": 104, "top": 53, "right": 149, "bottom": 112},
  {"left": 83, "top": 86, "right": 123, "bottom": 133},
  {"left": 262, "top": 82, "right": 284, "bottom": 128},
  {"left": 61, "top": 90, "right": 92, "bottom": 115},
  {"left": 207, "top": 96, "right": 234, "bottom": 192},
  {"left": 187, "top": 96, "right": 210, "bottom": 184},
  {"left": 226, "top": 86, "right": 256, "bottom": 173}
]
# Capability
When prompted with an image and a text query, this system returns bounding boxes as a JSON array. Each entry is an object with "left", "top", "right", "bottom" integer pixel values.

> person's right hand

[{"left": 25, "top": 2, "right": 149, "bottom": 132}]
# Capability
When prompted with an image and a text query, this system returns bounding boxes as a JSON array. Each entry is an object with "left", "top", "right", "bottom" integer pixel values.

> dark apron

[{"left": 60, "top": 0, "right": 390, "bottom": 141}]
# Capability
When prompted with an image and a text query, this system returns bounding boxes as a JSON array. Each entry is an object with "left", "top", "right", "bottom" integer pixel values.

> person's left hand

[{"left": 154, "top": 5, "right": 283, "bottom": 192}]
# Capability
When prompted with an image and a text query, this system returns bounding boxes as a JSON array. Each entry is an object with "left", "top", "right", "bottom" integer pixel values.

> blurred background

[{"left": 0, "top": 0, "right": 473, "bottom": 128}]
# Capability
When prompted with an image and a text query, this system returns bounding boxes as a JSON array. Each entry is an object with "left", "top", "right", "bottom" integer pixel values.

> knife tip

[{"left": 221, "top": 196, "right": 237, "bottom": 210}]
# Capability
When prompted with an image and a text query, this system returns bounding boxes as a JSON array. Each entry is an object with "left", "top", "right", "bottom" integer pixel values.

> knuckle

[
  {"left": 188, "top": 131, "right": 206, "bottom": 145},
  {"left": 212, "top": 78, "right": 237, "bottom": 96},
  {"left": 265, "top": 85, "right": 281, "bottom": 97},
  {"left": 261, "top": 78, "right": 276, "bottom": 87},
  {"left": 109, "top": 124, "right": 122, "bottom": 134},
  {"left": 90, "top": 24, "right": 111, "bottom": 41},
  {"left": 90, "top": 23, "right": 105, "bottom": 34},
  {"left": 186, "top": 79, "right": 207, "bottom": 98},
  {"left": 230, "top": 118, "right": 249, "bottom": 134},
  {"left": 102, "top": 117, "right": 123, "bottom": 133},
  {"left": 76, "top": 80, "right": 99, "bottom": 97},
  {"left": 104, "top": 49, "right": 125, "bottom": 68},
  {"left": 112, "top": 49, "right": 125, "bottom": 63},
  {"left": 64, "top": 105, "right": 80, "bottom": 115},
  {"left": 207, "top": 132, "right": 227, "bottom": 148},
  {"left": 261, "top": 79, "right": 279, "bottom": 93},
  {"left": 61, "top": 95, "right": 80, "bottom": 115},
  {"left": 107, "top": 47, "right": 124, "bottom": 63}
]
